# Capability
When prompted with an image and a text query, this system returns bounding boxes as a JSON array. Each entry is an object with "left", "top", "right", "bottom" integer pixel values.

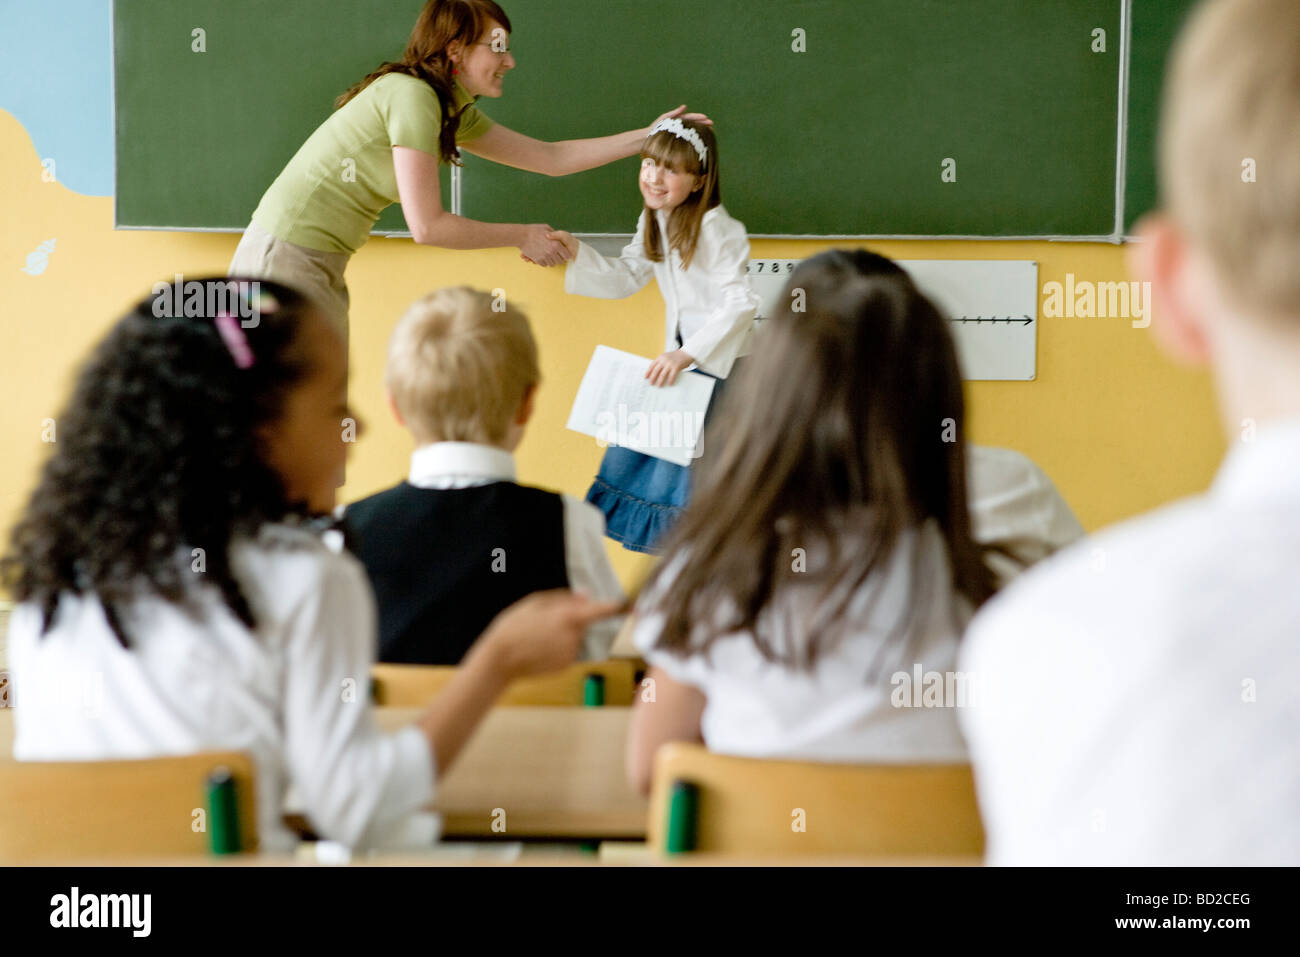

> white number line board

[{"left": 746, "top": 259, "right": 1038, "bottom": 381}]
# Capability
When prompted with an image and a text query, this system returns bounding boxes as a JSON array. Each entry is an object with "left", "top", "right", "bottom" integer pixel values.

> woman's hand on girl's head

[
  {"left": 648, "top": 105, "right": 713, "bottom": 134},
  {"left": 519, "top": 223, "right": 573, "bottom": 267},
  {"left": 646, "top": 349, "right": 695, "bottom": 387},
  {"left": 478, "top": 590, "right": 625, "bottom": 680}
]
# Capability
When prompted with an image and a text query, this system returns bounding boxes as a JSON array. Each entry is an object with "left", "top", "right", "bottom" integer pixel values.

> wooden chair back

[
  {"left": 648, "top": 743, "right": 984, "bottom": 858},
  {"left": 0, "top": 751, "right": 258, "bottom": 862},
  {"left": 371, "top": 660, "right": 640, "bottom": 707}
]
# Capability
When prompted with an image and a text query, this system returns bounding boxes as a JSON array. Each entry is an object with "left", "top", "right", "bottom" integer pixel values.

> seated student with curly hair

[{"left": 2, "top": 277, "right": 618, "bottom": 852}]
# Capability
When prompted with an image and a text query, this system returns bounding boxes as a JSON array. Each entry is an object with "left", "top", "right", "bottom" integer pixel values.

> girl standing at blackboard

[
  {"left": 229, "top": 0, "right": 708, "bottom": 333},
  {"left": 551, "top": 118, "right": 760, "bottom": 553}
]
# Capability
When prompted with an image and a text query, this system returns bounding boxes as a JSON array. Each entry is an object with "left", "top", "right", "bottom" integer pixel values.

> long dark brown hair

[
  {"left": 643, "top": 249, "right": 996, "bottom": 670},
  {"left": 641, "top": 119, "right": 721, "bottom": 270},
  {"left": 335, "top": 0, "right": 511, "bottom": 166}
]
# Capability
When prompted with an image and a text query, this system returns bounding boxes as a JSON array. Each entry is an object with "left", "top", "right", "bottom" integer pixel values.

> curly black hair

[{"left": 0, "top": 276, "right": 320, "bottom": 648}]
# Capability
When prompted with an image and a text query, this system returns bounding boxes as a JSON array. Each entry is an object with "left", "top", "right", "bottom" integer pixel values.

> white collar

[
  {"left": 408, "top": 442, "right": 516, "bottom": 487},
  {"left": 1212, "top": 417, "right": 1300, "bottom": 505}
]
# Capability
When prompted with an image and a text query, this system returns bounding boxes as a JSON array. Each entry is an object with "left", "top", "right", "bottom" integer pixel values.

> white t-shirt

[
  {"left": 634, "top": 520, "right": 971, "bottom": 763},
  {"left": 958, "top": 420, "right": 1300, "bottom": 865},
  {"left": 8, "top": 523, "right": 437, "bottom": 854},
  {"left": 967, "top": 445, "right": 1084, "bottom": 585}
]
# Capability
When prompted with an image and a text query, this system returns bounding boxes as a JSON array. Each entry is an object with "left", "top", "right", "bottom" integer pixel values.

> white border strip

[
  {"left": 110, "top": 226, "right": 1124, "bottom": 243},
  {"left": 555, "top": 233, "right": 1120, "bottom": 243},
  {"left": 1112, "top": 0, "right": 1133, "bottom": 243},
  {"left": 111, "top": 225, "right": 1124, "bottom": 243}
]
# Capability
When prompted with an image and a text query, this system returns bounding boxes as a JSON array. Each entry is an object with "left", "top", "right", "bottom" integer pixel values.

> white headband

[{"left": 648, "top": 118, "right": 708, "bottom": 168}]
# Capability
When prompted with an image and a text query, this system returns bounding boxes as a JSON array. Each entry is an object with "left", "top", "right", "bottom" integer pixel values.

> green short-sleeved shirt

[{"left": 251, "top": 74, "right": 492, "bottom": 254}]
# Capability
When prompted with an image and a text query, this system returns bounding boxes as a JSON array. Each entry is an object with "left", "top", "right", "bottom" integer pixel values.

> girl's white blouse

[
  {"left": 564, "top": 204, "right": 761, "bottom": 378},
  {"left": 8, "top": 524, "right": 437, "bottom": 853},
  {"left": 633, "top": 521, "right": 972, "bottom": 764}
]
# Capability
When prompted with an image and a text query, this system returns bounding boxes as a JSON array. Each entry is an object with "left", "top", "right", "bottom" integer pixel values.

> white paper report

[{"left": 567, "top": 345, "right": 717, "bottom": 467}]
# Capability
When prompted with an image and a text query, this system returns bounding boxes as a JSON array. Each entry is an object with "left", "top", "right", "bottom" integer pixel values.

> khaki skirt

[{"left": 229, "top": 221, "right": 352, "bottom": 339}]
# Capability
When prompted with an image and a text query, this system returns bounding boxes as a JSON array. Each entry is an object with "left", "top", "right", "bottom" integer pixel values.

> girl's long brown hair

[
  {"left": 335, "top": 0, "right": 511, "bottom": 166},
  {"left": 643, "top": 249, "right": 996, "bottom": 671},
  {"left": 642, "top": 120, "right": 720, "bottom": 269}
]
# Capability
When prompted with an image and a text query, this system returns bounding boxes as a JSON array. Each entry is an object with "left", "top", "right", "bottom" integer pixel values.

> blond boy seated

[{"left": 344, "top": 287, "right": 623, "bottom": 664}]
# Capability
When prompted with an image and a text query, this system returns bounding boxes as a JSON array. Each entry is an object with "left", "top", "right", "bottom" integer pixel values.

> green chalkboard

[
  {"left": 463, "top": 0, "right": 1122, "bottom": 236},
  {"left": 115, "top": 0, "right": 1128, "bottom": 237},
  {"left": 113, "top": 0, "right": 443, "bottom": 232},
  {"left": 1123, "top": 0, "right": 1199, "bottom": 232}
]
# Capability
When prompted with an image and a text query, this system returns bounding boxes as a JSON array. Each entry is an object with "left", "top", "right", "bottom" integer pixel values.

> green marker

[
  {"left": 583, "top": 673, "right": 605, "bottom": 707},
  {"left": 205, "top": 767, "right": 241, "bottom": 855},
  {"left": 664, "top": 780, "right": 699, "bottom": 854}
]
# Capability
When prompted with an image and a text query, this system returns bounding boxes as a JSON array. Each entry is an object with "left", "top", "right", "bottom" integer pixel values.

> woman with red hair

[{"left": 231, "top": 0, "right": 705, "bottom": 333}]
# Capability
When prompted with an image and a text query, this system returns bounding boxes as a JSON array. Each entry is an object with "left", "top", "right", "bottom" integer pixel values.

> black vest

[{"left": 343, "top": 482, "right": 569, "bottom": 664}]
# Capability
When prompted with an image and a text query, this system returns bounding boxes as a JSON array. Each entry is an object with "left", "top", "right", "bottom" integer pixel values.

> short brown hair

[
  {"left": 385, "top": 286, "right": 539, "bottom": 444},
  {"left": 1160, "top": 0, "right": 1300, "bottom": 319}
]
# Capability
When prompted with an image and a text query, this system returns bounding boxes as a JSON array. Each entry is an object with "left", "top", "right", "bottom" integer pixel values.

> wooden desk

[{"left": 377, "top": 706, "right": 647, "bottom": 839}]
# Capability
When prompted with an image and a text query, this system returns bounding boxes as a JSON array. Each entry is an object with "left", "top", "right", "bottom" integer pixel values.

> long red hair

[{"left": 335, "top": 0, "right": 511, "bottom": 166}]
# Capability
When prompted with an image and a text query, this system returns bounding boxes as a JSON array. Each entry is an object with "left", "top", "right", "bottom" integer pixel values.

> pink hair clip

[{"left": 214, "top": 312, "right": 255, "bottom": 369}]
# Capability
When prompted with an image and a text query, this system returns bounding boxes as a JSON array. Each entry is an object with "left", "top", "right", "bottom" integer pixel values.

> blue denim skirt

[{"left": 586, "top": 364, "right": 737, "bottom": 554}]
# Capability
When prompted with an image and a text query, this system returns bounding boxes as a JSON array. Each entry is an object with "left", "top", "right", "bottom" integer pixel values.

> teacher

[{"left": 230, "top": 0, "right": 707, "bottom": 331}]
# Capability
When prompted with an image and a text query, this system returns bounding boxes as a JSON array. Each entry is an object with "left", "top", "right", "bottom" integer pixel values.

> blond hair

[
  {"left": 385, "top": 287, "right": 539, "bottom": 444},
  {"left": 1160, "top": 0, "right": 1300, "bottom": 320}
]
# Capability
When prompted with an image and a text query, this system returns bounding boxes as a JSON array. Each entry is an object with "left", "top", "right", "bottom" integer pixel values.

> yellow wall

[{"left": 1, "top": 107, "right": 1225, "bottom": 595}]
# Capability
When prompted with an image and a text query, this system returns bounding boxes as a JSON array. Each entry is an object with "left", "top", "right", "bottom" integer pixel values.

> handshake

[{"left": 519, "top": 226, "right": 578, "bottom": 268}]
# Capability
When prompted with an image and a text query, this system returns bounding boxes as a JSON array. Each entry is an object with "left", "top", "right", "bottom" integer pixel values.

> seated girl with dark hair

[{"left": 2, "top": 277, "right": 618, "bottom": 852}]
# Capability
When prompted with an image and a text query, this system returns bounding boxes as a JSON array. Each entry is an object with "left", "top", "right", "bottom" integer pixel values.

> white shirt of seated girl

[
  {"left": 8, "top": 523, "right": 436, "bottom": 853},
  {"left": 634, "top": 520, "right": 972, "bottom": 763},
  {"left": 565, "top": 205, "right": 760, "bottom": 379}
]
